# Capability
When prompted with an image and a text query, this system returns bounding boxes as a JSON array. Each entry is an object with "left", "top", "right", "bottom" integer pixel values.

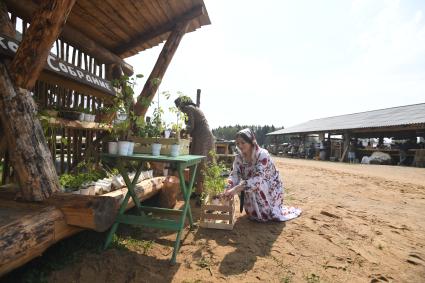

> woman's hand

[{"left": 222, "top": 182, "right": 245, "bottom": 199}]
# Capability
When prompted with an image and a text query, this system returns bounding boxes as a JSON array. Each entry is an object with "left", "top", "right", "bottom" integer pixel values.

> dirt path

[{"left": 48, "top": 158, "right": 425, "bottom": 283}]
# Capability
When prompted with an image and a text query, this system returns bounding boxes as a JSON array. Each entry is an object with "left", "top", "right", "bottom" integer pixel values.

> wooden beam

[
  {"left": 0, "top": 0, "right": 76, "bottom": 201},
  {"left": 45, "top": 193, "right": 119, "bottom": 232},
  {"left": 4, "top": 0, "right": 134, "bottom": 76},
  {"left": 0, "top": 184, "right": 119, "bottom": 233},
  {"left": 0, "top": 2, "right": 15, "bottom": 37},
  {"left": 115, "top": 5, "right": 205, "bottom": 57},
  {"left": 0, "top": 177, "right": 165, "bottom": 276},
  {"left": 133, "top": 21, "right": 190, "bottom": 117},
  {"left": 8, "top": 0, "right": 76, "bottom": 90},
  {"left": 102, "top": 176, "right": 165, "bottom": 209},
  {"left": 0, "top": 200, "right": 82, "bottom": 277}
]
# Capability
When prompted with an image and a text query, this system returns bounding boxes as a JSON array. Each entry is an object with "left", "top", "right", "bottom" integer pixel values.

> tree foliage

[{"left": 212, "top": 125, "right": 283, "bottom": 146}]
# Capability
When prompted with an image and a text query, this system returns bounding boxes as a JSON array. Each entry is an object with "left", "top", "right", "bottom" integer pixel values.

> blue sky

[{"left": 127, "top": 0, "right": 425, "bottom": 129}]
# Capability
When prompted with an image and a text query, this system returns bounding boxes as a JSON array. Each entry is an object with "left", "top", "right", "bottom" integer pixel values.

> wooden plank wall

[{"left": 1, "top": 13, "right": 112, "bottom": 184}]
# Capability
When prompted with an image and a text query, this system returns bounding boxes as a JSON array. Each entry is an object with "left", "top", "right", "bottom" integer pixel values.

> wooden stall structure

[
  {"left": 0, "top": 0, "right": 210, "bottom": 276},
  {"left": 267, "top": 103, "right": 425, "bottom": 164}
]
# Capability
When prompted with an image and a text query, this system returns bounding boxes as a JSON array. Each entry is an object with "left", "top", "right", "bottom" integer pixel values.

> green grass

[{"left": 111, "top": 234, "right": 154, "bottom": 255}]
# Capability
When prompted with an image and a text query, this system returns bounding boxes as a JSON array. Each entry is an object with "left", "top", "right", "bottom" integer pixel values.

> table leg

[
  {"left": 170, "top": 163, "right": 198, "bottom": 264},
  {"left": 104, "top": 191, "right": 131, "bottom": 248},
  {"left": 118, "top": 161, "right": 145, "bottom": 214},
  {"left": 104, "top": 160, "right": 144, "bottom": 249}
]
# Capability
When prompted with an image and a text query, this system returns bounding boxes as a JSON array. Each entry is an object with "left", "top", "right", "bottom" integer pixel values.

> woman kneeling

[{"left": 223, "top": 128, "right": 301, "bottom": 222}]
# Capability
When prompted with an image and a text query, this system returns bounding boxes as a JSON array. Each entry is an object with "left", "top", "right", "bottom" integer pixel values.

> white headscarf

[{"left": 236, "top": 128, "right": 260, "bottom": 164}]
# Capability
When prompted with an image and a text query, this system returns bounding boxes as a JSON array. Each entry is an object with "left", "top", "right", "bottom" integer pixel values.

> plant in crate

[
  {"left": 200, "top": 151, "right": 236, "bottom": 230},
  {"left": 201, "top": 151, "right": 227, "bottom": 204}
]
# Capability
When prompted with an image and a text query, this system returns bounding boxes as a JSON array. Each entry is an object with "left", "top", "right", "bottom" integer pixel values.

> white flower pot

[
  {"left": 79, "top": 113, "right": 85, "bottom": 121},
  {"left": 127, "top": 142, "right": 135, "bottom": 156},
  {"left": 80, "top": 187, "right": 90, "bottom": 195},
  {"left": 170, "top": 144, "right": 180, "bottom": 157},
  {"left": 118, "top": 141, "right": 130, "bottom": 156},
  {"left": 152, "top": 143, "right": 162, "bottom": 156},
  {"left": 164, "top": 130, "right": 171, "bottom": 138},
  {"left": 108, "top": 142, "right": 118, "bottom": 154},
  {"left": 163, "top": 168, "right": 168, "bottom": 176},
  {"left": 84, "top": 114, "right": 95, "bottom": 122},
  {"left": 116, "top": 113, "right": 128, "bottom": 121}
]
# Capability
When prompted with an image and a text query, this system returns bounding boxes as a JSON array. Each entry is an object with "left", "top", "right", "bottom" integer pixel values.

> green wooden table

[{"left": 101, "top": 153, "right": 205, "bottom": 264}]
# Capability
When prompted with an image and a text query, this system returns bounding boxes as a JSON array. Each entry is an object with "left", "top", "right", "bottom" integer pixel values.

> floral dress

[{"left": 227, "top": 146, "right": 301, "bottom": 222}]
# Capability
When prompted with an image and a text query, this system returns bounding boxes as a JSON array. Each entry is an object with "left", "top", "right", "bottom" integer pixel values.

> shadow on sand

[{"left": 192, "top": 211, "right": 286, "bottom": 276}]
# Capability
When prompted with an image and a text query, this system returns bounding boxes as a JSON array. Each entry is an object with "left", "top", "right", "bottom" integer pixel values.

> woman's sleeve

[
  {"left": 245, "top": 150, "right": 269, "bottom": 192},
  {"left": 226, "top": 157, "right": 241, "bottom": 190},
  {"left": 185, "top": 108, "right": 195, "bottom": 134}
]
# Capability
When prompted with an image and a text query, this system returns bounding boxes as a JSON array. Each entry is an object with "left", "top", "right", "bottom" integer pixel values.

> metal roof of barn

[{"left": 268, "top": 103, "right": 425, "bottom": 136}]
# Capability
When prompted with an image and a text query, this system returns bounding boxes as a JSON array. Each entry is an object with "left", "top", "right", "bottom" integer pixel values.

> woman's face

[{"left": 236, "top": 137, "right": 253, "bottom": 156}]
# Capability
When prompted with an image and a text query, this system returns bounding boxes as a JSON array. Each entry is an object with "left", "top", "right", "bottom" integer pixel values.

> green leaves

[
  {"left": 59, "top": 161, "right": 107, "bottom": 189},
  {"left": 202, "top": 151, "right": 227, "bottom": 201}
]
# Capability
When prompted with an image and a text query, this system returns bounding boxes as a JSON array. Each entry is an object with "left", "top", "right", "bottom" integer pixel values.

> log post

[
  {"left": 133, "top": 21, "right": 190, "bottom": 117},
  {"left": 0, "top": 2, "right": 15, "bottom": 37},
  {"left": 0, "top": 2, "right": 17, "bottom": 179},
  {"left": 8, "top": 0, "right": 76, "bottom": 89},
  {"left": 0, "top": 0, "right": 76, "bottom": 201}
]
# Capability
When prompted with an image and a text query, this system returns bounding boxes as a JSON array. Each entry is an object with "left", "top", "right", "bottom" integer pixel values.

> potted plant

[
  {"left": 151, "top": 103, "right": 164, "bottom": 156},
  {"left": 109, "top": 74, "right": 143, "bottom": 155},
  {"left": 40, "top": 105, "right": 59, "bottom": 118},
  {"left": 113, "top": 118, "right": 132, "bottom": 155},
  {"left": 97, "top": 105, "right": 117, "bottom": 124},
  {"left": 59, "top": 106, "right": 82, "bottom": 121},
  {"left": 107, "top": 125, "right": 119, "bottom": 154},
  {"left": 167, "top": 92, "right": 189, "bottom": 157},
  {"left": 145, "top": 78, "right": 166, "bottom": 156},
  {"left": 83, "top": 108, "right": 96, "bottom": 122}
]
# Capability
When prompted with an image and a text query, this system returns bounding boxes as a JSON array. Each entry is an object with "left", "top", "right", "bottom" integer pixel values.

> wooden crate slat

[
  {"left": 200, "top": 197, "right": 235, "bottom": 230},
  {"left": 201, "top": 213, "right": 232, "bottom": 221}
]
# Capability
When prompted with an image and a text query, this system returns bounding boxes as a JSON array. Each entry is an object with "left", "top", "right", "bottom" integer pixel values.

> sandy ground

[{"left": 48, "top": 158, "right": 425, "bottom": 283}]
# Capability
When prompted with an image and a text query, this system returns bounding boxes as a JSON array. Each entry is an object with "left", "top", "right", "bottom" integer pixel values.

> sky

[{"left": 126, "top": 0, "right": 425, "bottom": 130}]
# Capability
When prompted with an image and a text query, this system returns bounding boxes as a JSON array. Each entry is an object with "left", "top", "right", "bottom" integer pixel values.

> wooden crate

[
  {"left": 200, "top": 196, "right": 235, "bottom": 230},
  {"left": 131, "top": 137, "right": 190, "bottom": 155}
]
